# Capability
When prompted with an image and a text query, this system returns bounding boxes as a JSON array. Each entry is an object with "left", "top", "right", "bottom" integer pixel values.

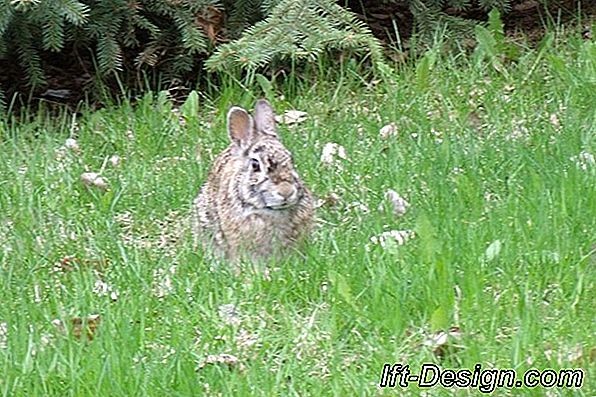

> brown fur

[{"left": 192, "top": 100, "right": 314, "bottom": 262}]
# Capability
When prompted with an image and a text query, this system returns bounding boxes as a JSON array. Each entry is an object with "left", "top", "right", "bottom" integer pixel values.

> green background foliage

[{"left": 0, "top": 0, "right": 547, "bottom": 92}]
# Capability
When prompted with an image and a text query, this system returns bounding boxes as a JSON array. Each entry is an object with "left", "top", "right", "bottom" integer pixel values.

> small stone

[
  {"left": 321, "top": 142, "right": 347, "bottom": 166},
  {"left": 379, "top": 123, "right": 398, "bottom": 139},
  {"left": 80, "top": 172, "right": 109, "bottom": 191},
  {"left": 64, "top": 138, "right": 80, "bottom": 154},
  {"left": 109, "top": 155, "right": 121, "bottom": 168},
  {"left": 379, "top": 189, "right": 409, "bottom": 217},
  {"left": 275, "top": 110, "right": 308, "bottom": 125}
]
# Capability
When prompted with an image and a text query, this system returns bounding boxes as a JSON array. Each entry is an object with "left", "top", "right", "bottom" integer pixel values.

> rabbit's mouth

[
  {"left": 264, "top": 202, "right": 295, "bottom": 210},
  {"left": 260, "top": 186, "right": 301, "bottom": 210}
]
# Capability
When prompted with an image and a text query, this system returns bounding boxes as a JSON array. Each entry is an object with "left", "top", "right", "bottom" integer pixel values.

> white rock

[
  {"left": 109, "top": 154, "right": 121, "bottom": 168},
  {"left": 275, "top": 110, "right": 308, "bottom": 125},
  {"left": 0, "top": 322, "right": 7, "bottom": 349},
  {"left": 379, "top": 189, "right": 409, "bottom": 217},
  {"left": 379, "top": 122, "right": 398, "bottom": 139},
  {"left": 64, "top": 138, "right": 80, "bottom": 153},
  {"left": 570, "top": 151, "right": 595, "bottom": 171},
  {"left": 549, "top": 113, "right": 561, "bottom": 129},
  {"left": 321, "top": 142, "right": 347, "bottom": 166},
  {"left": 80, "top": 172, "right": 108, "bottom": 190},
  {"left": 369, "top": 230, "right": 415, "bottom": 248},
  {"left": 218, "top": 304, "right": 241, "bottom": 326}
]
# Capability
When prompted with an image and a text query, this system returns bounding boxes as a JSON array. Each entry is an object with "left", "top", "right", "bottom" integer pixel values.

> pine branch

[
  {"left": 15, "top": 25, "right": 46, "bottom": 85},
  {"left": 447, "top": 0, "right": 472, "bottom": 10},
  {"left": 260, "top": 0, "right": 279, "bottom": 14},
  {"left": 97, "top": 33, "right": 123, "bottom": 73},
  {"left": 0, "top": 0, "right": 14, "bottom": 35},
  {"left": 0, "top": 86, "right": 5, "bottom": 111},
  {"left": 224, "top": 0, "right": 264, "bottom": 37},
  {"left": 41, "top": 0, "right": 65, "bottom": 51},
  {"left": 206, "top": 0, "right": 384, "bottom": 72},
  {"left": 131, "top": 13, "right": 160, "bottom": 39},
  {"left": 56, "top": 0, "right": 89, "bottom": 25},
  {"left": 173, "top": 12, "right": 208, "bottom": 54}
]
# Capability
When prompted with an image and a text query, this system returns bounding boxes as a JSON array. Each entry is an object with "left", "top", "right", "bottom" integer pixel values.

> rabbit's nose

[{"left": 277, "top": 182, "right": 296, "bottom": 199}]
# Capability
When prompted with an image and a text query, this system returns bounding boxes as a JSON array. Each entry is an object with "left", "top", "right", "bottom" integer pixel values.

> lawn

[{"left": 0, "top": 27, "right": 595, "bottom": 396}]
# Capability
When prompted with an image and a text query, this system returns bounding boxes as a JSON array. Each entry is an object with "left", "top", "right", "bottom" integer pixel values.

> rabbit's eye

[{"left": 250, "top": 158, "right": 261, "bottom": 172}]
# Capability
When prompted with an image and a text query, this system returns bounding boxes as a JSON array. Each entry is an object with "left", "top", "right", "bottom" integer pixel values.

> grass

[{"left": 0, "top": 26, "right": 595, "bottom": 396}]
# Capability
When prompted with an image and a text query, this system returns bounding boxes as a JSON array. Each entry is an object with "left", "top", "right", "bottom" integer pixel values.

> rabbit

[{"left": 191, "top": 99, "right": 314, "bottom": 262}]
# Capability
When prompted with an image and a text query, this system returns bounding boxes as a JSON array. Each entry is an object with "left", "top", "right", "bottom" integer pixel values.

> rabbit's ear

[
  {"left": 227, "top": 106, "right": 253, "bottom": 147},
  {"left": 254, "top": 99, "right": 278, "bottom": 138}
]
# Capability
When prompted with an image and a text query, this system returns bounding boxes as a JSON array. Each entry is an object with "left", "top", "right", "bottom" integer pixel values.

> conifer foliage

[
  {"left": 1, "top": 0, "right": 90, "bottom": 86},
  {"left": 0, "top": 0, "right": 542, "bottom": 92},
  {"left": 207, "top": 0, "right": 384, "bottom": 72},
  {"left": 1, "top": 0, "right": 218, "bottom": 87}
]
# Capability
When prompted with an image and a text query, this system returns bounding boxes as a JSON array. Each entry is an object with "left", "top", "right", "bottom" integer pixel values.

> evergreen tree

[
  {"left": 0, "top": 0, "right": 549, "bottom": 91},
  {"left": 207, "top": 0, "right": 383, "bottom": 72}
]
